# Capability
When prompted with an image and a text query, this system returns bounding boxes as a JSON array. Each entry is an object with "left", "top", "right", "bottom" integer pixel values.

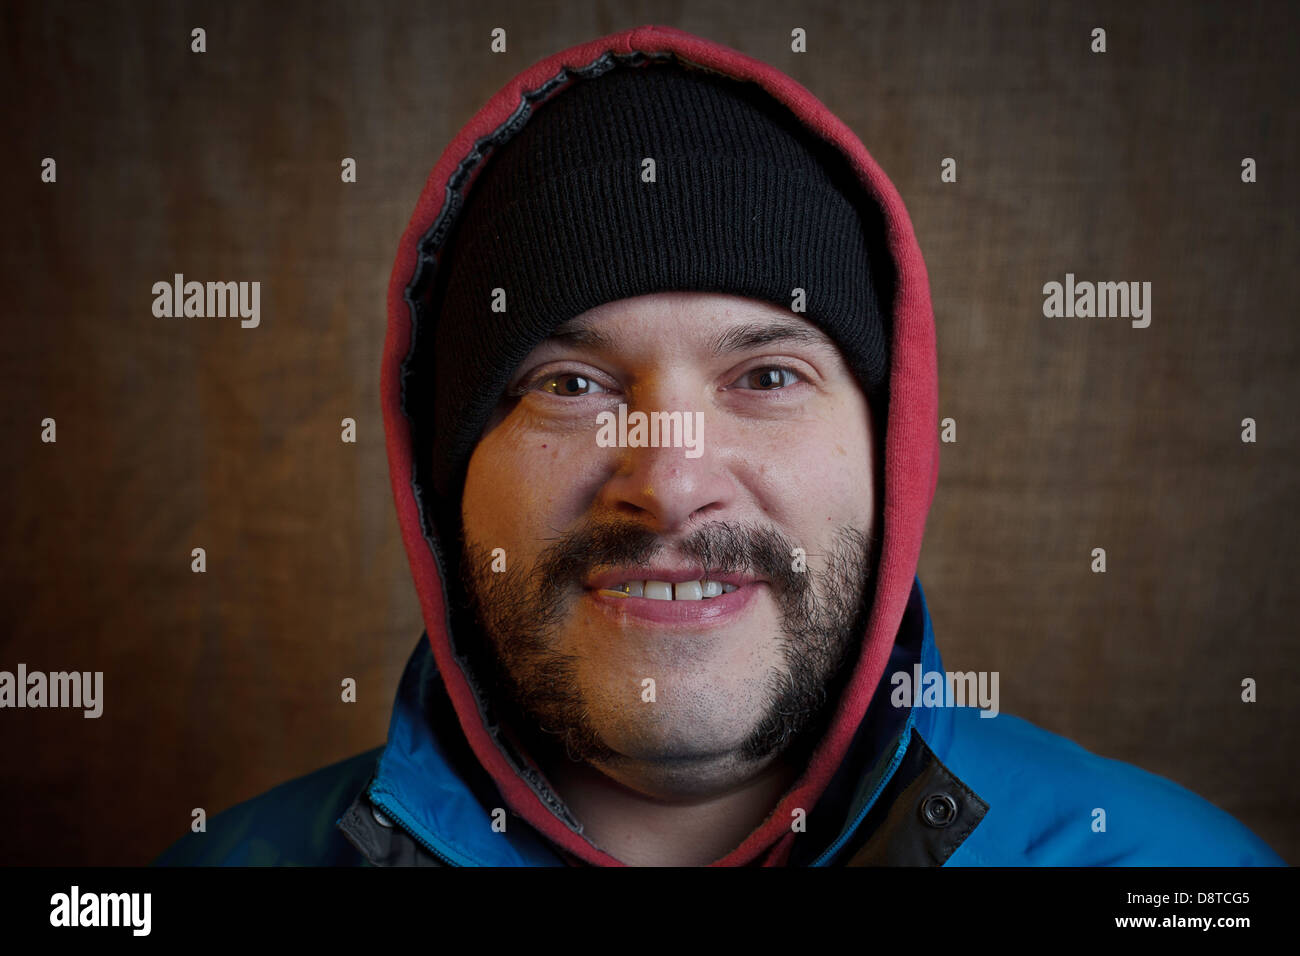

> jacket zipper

[
  {"left": 367, "top": 788, "right": 473, "bottom": 867},
  {"left": 810, "top": 721, "right": 915, "bottom": 867}
]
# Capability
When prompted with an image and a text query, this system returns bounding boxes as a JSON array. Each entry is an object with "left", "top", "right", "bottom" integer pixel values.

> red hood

[{"left": 381, "top": 24, "right": 939, "bottom": 866}]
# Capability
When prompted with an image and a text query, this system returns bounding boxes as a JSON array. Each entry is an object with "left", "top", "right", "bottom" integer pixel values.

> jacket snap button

[
  {"left": 371, "top": 805, "right": 395, "bottom": 828},
  {"left": 920, "top": 793, "right": 958, "bottom": 828}
]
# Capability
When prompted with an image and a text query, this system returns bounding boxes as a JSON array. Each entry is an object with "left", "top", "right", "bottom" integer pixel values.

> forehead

[{"left": 543, "top": 293, "right": 843, "bottom": 358}]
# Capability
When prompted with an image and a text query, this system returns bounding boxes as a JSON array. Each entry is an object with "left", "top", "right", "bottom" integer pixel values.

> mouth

[
  {"left": 596, "top": 579, "right": 739, "bottom": 600},
  {"left": 582, "top": 568, "right": 765, "bottom": 627}
]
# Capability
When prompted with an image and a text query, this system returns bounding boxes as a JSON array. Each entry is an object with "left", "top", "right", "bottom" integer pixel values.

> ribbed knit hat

[{"left": 424, "top": 57, "right": 892, "bottom": 524}]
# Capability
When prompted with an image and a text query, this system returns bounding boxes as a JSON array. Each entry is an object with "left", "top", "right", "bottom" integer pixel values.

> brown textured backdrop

[{"left": 1, "top": 0, "right": 1296, "bottom": 865}]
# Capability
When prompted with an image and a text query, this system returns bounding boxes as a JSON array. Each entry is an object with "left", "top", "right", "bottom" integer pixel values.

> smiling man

[
  {"left": 455, "top": 293, "right": 880, "bottom": 865},
  {"left": 155, "top": 25, "right": 1284, "bottom": 868}
]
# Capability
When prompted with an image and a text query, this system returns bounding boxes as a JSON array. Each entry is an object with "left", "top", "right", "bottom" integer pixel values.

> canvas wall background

[{"left": 1, "top": 0, "right": 1296, "bottom": 864}]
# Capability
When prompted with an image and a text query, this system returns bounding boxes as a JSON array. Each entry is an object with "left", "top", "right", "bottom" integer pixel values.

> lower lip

[{"left": 584, "top": 583, "right": 763, "bottom": 628}]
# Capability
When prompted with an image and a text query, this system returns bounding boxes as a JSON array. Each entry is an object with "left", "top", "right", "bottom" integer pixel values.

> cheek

[
  {"left": 731, "top": 410, "right": 876, "bottom": 531},
  {"left": 461, "top": 418, "right": 610, "bottom": 546}
]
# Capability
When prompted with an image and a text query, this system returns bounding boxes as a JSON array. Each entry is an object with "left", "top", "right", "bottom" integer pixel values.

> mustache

[{"left": 526, "top": 518, "right": 815, "bottom": 598}]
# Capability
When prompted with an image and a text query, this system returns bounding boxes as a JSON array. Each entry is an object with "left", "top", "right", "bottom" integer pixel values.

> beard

[{"left": 453, "top": 517, "right": 877, "bottom": 770}]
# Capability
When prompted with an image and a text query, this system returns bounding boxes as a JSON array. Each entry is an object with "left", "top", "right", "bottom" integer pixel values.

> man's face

[{"left": 458, "top": 291, "right": 879, "bottom": 799}]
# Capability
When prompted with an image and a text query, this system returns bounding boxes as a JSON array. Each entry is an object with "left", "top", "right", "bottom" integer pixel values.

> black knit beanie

[{"left": 421, "top": 57, "right": 892, "bottom": 535}]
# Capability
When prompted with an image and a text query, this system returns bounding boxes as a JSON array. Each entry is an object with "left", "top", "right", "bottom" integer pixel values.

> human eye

[
  {"left": 728, "top": 366, "right": 804, "bottom": 390},
  {"left": 520, "top": 370, "right": 611, "bottom": 397}
]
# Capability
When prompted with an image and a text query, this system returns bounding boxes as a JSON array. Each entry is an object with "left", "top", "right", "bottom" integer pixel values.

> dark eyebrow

[
  {"left": 544, "top": 318, "right": 836, "bottom": 356},
  {"left": 544, "top": 325, "right": 617, "bottom": 351},
  {"left": 708, "top": 320, "right": 833, "bottom": 356}
]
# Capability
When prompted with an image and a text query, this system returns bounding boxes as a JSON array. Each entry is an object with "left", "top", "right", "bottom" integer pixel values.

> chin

[
  {"left": 588, "top": 709, "right": 760, "bottom": 765},
  {"left": 588, "top": 737, "right": 778, "bottom": 800}
]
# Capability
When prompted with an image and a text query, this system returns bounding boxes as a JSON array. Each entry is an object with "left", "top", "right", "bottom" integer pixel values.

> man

[{"left": 156, "top": 24, "right": 1284, "bottom": 866}]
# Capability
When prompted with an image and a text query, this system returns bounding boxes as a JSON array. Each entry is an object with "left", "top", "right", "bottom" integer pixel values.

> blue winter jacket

[{"left": 154, "top": 576, "right": 1283, "bottom": 866}]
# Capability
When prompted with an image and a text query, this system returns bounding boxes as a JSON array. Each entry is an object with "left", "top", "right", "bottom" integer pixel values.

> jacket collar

[
  {"left": 339, "top": 575, "right": 986, "bottom": 866},
  {"left": 791, "top": 575, "right": 980, "bottom": 864}
]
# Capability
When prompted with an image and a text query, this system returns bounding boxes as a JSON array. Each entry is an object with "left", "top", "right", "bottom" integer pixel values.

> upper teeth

[{"left": 601, "top": 580, "right": 740, "bottom": 600}]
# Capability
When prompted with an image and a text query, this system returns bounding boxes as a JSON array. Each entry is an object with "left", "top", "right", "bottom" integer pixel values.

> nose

[{"left": 596, "top": 406, "right": 734, "bottom": 534}]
